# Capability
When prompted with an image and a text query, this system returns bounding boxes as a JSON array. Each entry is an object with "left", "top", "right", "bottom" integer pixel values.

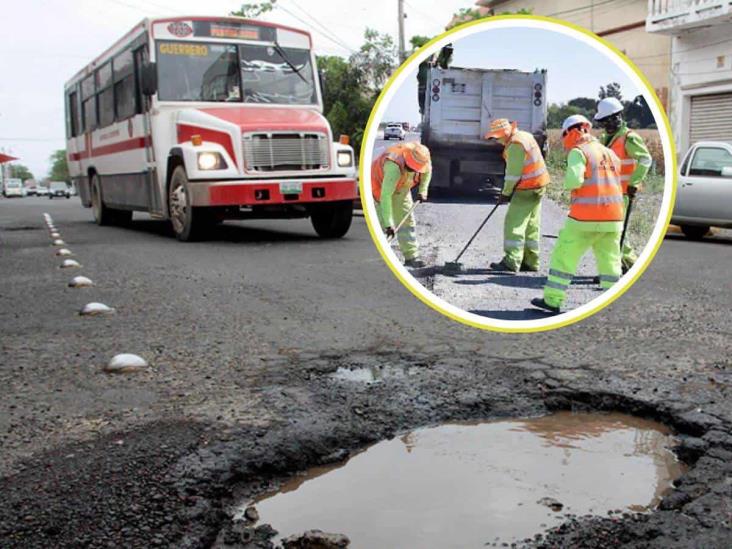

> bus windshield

[{"left": 155, "top": 41, "right": 317, "bottom": 106}]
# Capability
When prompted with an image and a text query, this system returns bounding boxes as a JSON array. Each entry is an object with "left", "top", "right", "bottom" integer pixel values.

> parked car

[
  {"left": 384, "top": 123, "right": 406, "bottom": 140},
  {"left": 2, "top": 179, "right": 24, "bottom": 198},
  {"left": 36, "top": 186, "right": 49, "bottom": 196},
  {"left": 48, "top": 181, "right": 71, "bottom": 199},
  {"left": 673, "top": 141, "right": 732, "bottom": 239},
  {"left": 25, "top": 185, "right": 37, "bottom": 196}
]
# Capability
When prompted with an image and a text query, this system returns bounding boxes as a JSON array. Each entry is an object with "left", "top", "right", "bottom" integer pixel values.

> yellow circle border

[{"left": 358, "top": 14, "right": 677, "bottom": 333}]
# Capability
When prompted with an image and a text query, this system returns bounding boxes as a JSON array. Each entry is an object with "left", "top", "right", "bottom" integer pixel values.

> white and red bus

[{"left": 64, "top": 16, "right": 357, "bottom": 241}]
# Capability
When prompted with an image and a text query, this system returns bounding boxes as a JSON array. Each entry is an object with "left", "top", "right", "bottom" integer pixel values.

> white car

[
  {"left": 36, "top": 186, "right": 49, "bottom": 196},
  {"left": 673, "top": 141, "right": 732, "bottom": 239},
  {"left": 3, "top": 179, "right": 24, "bottom": 198},
  {"left": 384, "top": 124, "right": 406, "bottom": 140}
]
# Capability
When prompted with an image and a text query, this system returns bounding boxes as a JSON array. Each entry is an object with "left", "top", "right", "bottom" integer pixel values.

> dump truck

[{"left": 421, "top": 67, "right": 548, "bottom": 191}]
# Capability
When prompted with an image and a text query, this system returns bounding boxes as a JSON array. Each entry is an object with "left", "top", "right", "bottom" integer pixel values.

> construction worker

[
  {"left": 484, "top": 118, "right": 550, "bottom": 272},
  {"left": 594, "top": 97, "right": 653, "bottom": 272},
  {"left": 371, "top": 142, "right": 432, "bottom": 268},
  {"left": 531, "top": 114, "right": 624, "bottom": 314}
]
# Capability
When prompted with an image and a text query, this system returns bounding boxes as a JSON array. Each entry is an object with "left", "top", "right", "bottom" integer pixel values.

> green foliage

[
  {"left": 230, "top": 1, "right": 276, "bottom": 18},
  {"left": 350, "top": 28, "right": 397, "bottom": 92},
  {"left": 547, "top": 103, "right": 592, "bottom": 129},
  {"left": 599, "top": 81, "right": 623, "bottom": 101},
  {"left": 9, "top": 164, "right": 33, "bottom": 181},
  {"left": 48, "top": 150, "right": 69, "bottom": 182},
  {"left": 448, "top": 6, "right": 532, "bottom": 28},
  {"left": 410, "top": 35, "right": 431, "bottom": 51}
]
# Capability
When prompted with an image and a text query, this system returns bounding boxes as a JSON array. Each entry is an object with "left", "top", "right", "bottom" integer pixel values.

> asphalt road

[{"left": 2, "top": 196, "right": 732, "bottom": 547}]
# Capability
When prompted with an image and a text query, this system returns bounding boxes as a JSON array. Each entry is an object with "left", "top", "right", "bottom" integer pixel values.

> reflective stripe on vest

[
  {"left": 609, "top": 130, "right": 637, "bottom": 195},
  {"left": 504, "top": 130, "right": 550, "bottom": 190},
  {"left": 371, "top": 144, "right": 421, "bottom": 201},
  {"left": 569, "top": 139, "right": 624, "bottom": 222}
]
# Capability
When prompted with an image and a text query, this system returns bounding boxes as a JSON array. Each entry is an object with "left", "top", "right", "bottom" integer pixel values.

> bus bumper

[{"left": 188, "top": 178, "right": 358, "bottom": 207}]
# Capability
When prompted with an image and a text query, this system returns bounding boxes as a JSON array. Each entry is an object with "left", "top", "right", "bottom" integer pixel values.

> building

[
  {"left": 646, "top": 0, "right": 732, "bottom": 154},
  {"left": 463, "top": 1, "right": 672, "bottom": 109}
]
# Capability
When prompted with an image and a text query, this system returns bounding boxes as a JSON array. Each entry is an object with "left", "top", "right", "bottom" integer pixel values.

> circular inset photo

[{"left": 360, "top": 16, "right": 676, "bottom": 332}]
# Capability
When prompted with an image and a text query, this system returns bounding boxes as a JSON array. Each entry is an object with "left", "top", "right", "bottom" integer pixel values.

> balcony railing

[{"left": 647, "top": 0, "right": 732, "bottom": 33}]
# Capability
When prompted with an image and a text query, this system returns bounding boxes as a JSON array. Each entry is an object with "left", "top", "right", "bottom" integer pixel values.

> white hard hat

[
  {"left": 594, "top": 97, "right": 624, "bottom": 121},
  {"left": 561, "top": 114, "right": 592, "bottom": 133}
]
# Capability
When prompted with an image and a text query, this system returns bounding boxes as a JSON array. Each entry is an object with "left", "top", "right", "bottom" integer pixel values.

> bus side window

[
  {"left": 97, "top": 62, "right": 115, "bottom": 128},
  {"left": 113, "top": 49, "right": 136, "bottom": 119},
  {"left": 81, "top": 74, "right": 97, "bottom": 131}
]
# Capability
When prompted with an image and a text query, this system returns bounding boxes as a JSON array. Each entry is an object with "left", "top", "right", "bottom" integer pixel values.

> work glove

[
  {"left": 417, "top": 193, "right": 427, "bottom": 203},
  {"left": 627, "top": 185, "right": 641, "bottom": 198},
  {"left": 385, "top": 226, "right": 396, "bottom": 239}
]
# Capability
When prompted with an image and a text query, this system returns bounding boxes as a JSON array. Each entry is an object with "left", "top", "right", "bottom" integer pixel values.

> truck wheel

[
  {"left": 311, "top": 200, "right": 353, "bottom": 239},
  {"left": 168, "top": 165, "right": 212, "bottom": 241},
  {"left": 680, "top": 224, "right": 709, "bottom": 240}
]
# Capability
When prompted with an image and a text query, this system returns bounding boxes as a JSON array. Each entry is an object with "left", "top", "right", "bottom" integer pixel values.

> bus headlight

[
  {"left": 197, "top": 152, "right": 227, "bottom": 170},
  {"left": 337, "top": 151, "right": 353, "bottom": 167}
]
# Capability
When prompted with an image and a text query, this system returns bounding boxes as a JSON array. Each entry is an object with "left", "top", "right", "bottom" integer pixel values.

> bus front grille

[{"left": 243, "top": 132, "right": 329, "bottom": 172}]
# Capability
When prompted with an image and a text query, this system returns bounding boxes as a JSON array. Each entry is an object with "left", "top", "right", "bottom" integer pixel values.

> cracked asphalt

[{"left": 1, "top": 197, "right": 731, "bottom": 548}]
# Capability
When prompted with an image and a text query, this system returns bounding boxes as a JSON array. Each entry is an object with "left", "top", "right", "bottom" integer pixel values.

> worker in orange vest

[
  {"left": 483, "top": 118, "right": 550, "bottom": 272},
  {"left": 532, "top": 114, "right": 623, "bottom": 314},
  {"left": 371, "top": 142, "right": 432, "bottom": 268},
  {"left": 595, "top": 97, "right": 653, "bottom": 273}
]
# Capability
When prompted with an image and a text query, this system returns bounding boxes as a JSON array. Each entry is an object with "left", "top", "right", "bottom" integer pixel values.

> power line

[
  {"left": 276, "top": 3, "right": 357, "bottom": 54},
  {"left": 283, "top": 0, "right": 358, "bottom": 53},
  {"left": 403, "top": 0, "right": 445, "bottom": 29}
]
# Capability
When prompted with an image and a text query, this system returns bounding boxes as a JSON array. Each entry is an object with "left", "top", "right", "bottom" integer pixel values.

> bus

[{"left": 64, "top": 16, "right": 358, "bottom": 241}]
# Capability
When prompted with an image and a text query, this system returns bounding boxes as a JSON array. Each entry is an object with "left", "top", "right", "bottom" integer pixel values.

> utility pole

[{"left": 398, "top": 0, "right": 406, "bottom": 64}]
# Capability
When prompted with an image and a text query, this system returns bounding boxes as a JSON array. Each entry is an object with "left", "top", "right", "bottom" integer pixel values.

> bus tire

[
  {"left": 91, "top": 174, "right": 115, "bottom": 226},
  {"left": 168, "top": 165, "right": 211, "bottom": 242},
  {"left": 310, "top": 200, "right": 353, "bottom": 239}
]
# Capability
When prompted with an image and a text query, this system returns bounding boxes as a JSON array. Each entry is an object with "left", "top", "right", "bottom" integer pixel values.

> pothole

[{"left": 237, "top": 412, "right": 685, "bottom": 547}]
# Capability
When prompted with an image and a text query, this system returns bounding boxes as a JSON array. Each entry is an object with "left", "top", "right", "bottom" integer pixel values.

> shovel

[
  {"left": 619, "top": 192, "right": 636, "bottom": 251},
  {"left": 386, "top": 199, "right": 421, "bottom": 243},
  {"left": 443, "top": 197, "right": 506, "bottom": 274}
]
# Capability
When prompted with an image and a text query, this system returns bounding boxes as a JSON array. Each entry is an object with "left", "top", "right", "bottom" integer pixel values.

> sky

[
  {"left": 383, "top": 27, "right": 642, "bottom": 126},
  {"left": 0, "top": 0, "right": 469, "bottom": 179}
]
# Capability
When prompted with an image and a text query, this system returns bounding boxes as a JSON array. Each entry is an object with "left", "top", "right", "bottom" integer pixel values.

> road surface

[{"left": 1, "top": 197, "right": 731, "bottom": 547}]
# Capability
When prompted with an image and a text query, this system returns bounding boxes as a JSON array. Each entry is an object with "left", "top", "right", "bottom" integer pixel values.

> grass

[{"left": 543, "top": 129, "right": 666, "bottom": 254}]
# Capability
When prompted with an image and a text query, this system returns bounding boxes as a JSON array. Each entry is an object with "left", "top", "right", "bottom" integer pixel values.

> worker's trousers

[
  {"left": 543, "top": 222, "right": 622, "bottom": 308},
  {"left": 502, "top": 188, "right": 545, "bottom": 271},
  {"left": 621, "top": 195, "right": 638, "bottom": 270},
  {"left": 376, "top": 189, "right": 419, "bottom": 260}
]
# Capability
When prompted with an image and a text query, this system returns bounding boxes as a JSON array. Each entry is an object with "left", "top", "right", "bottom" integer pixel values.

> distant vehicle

[
  {"left": 64, "top": 16, "right": 357, "bottom": 241},
  {"left": 384, "top": 124, "right": 406, "bottom": 140},
  {"left": 36, "top": 186, "right": 49, "bottom": 196},
  {"left": 421, "top": 67, "right": 548, "bottom": 191},
  {"left": 26, "top": 186, "right": 38, "bottom": 196},
  {"left": 673, "top": 141, "right": 732, "bottom": 239},
  {"left": 3, "top": 178, "right": 24, "bottom": 198},
  {"left": 48, "top": 181, "right": 71, "bottom": 199}
]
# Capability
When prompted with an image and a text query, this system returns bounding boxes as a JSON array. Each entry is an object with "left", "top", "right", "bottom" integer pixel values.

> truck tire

[
  {"left": 311, "top": 200, "right": 353, "bottom": 239},
  {"left": 168, "top": 165, "right": 213, "bottom": 241},
  {"left": 91, "top": 174, "right": 132, "bottom": 226},
  {"left": 680, "top": 224, "right": 709, "bottom": 240}
]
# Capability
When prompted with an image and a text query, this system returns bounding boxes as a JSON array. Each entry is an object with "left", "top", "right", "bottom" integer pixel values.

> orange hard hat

[
  {"left": 403, "top": 143, "right": 431, "bottom": 173},
  {"left": 484, "top": 118, "right": 517, "bottom": 140}
]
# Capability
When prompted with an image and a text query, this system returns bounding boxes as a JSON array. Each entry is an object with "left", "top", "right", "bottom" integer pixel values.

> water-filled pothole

[{"left": 240, "top": 412, "right": 685, "bottom": 547}]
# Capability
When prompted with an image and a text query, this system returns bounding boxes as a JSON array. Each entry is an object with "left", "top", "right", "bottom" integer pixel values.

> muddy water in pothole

[{"left": 244, "top": 412, "right": 685, "bottom": 548}]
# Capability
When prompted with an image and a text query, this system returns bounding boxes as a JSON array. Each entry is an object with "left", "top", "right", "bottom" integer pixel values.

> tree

[
  {"left": 230, "top": 1, "right": 276, "bottom": 18},
  {"left": 48, "top": 150, "right": 69, "bottom": 182},
  {"left": 599, "top": 82, "right": 623, "bottom": 101},
  {"left": 448, "top": 6, "right": 532, "bottom": 29},
  {"left": 568, "top": 97, "right": 597, "bottom": 112},
  {"left": 9, "top": 164, "right": 33, "bottom": 181},
  {"left": 350, "top": 28, "right": 397, "bottom": 93},
  {"left": 547, "top": 103, "right": 593, "bottom": 129}
]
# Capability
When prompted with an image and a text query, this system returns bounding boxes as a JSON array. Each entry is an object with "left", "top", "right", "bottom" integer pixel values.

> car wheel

[
  {"left": 310, "top": 200, "right": 353, "bottom": 239},
  {"left": 168, "top": 165, "right": 213, "bottom": 241},
  {"left": 680, "top": 224, "right": 709, "bottom": 240}
]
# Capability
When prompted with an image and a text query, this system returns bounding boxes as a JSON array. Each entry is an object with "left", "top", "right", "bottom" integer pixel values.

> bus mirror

[
  {"left": 141, "top": 62, "right": 158, "bottom": 96},
  {"left": 318, "top": 68, "right": 326, "bottom": 95}
]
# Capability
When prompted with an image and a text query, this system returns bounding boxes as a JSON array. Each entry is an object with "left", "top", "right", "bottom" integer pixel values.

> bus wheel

[
  {"left": 168, "top": 166, "right": 210, "bottom": 242},
  {"left": 310, "top": 200, "right": 353, "bottom": 238},
  {"left": 91, "top": 174, "right": 114, "bottom": 226}
]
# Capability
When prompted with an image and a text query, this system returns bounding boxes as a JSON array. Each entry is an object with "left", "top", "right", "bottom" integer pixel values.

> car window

[{"left": 688, "top": 147, "right": 732, "bottom": 178}]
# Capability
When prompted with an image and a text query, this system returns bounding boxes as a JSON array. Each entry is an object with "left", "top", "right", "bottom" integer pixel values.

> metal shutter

[{"left": 690, "top": 93, "right": 732, "bottom": 143}]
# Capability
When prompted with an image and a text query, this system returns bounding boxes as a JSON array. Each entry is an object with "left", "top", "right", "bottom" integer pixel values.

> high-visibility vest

[
  {"left": 503, "top": 130, "right": 550, "bottom": 190},
  {"left": 371, "top": 144, "right": 422, "bottom": 201},
  {"left": 608, "top": 128, "right": 638, "bottom": 195},
  {"left": 569, "top": 138, "right": 624, "bottom": 223}
]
